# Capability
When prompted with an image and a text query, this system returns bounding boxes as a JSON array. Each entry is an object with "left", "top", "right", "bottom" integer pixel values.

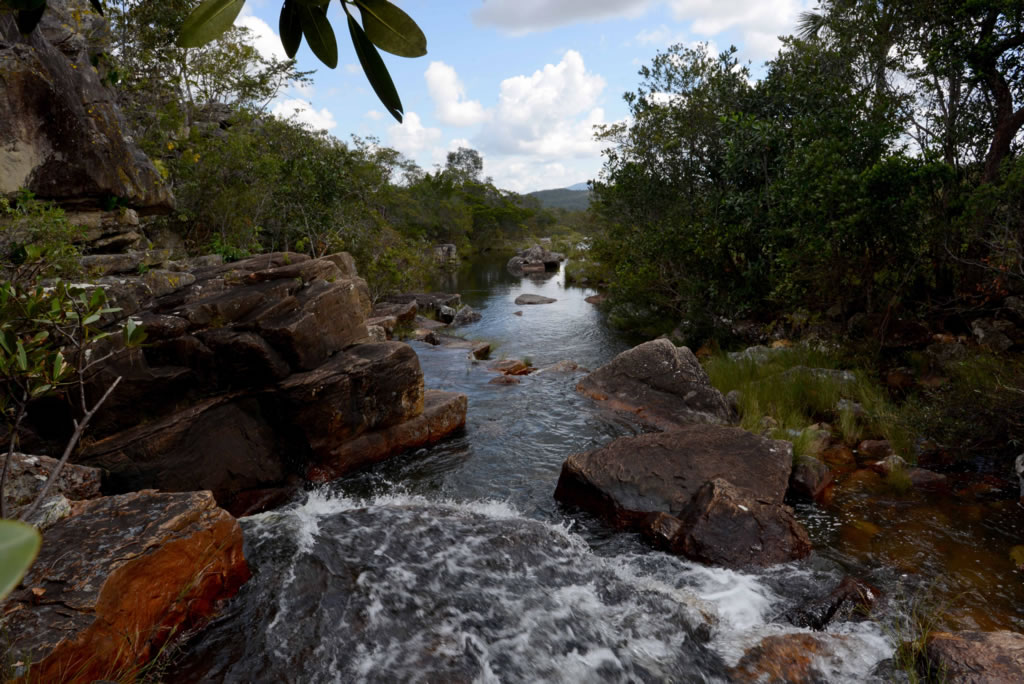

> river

[{"left": 172, "top": 255, "right": 1021, "bottom": 682}]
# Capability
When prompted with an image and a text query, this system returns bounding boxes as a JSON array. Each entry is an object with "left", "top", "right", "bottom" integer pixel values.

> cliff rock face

[
  {"left": 2, "top": 490, "right": 250, "bottom": 683},
  {"left": 0, "top": 0, "right": 173, "bottom": 211}
]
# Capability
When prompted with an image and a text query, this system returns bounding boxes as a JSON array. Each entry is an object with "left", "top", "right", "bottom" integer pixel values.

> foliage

[{"left": 0, "top": 519, "right": 39, "bottom": 601}]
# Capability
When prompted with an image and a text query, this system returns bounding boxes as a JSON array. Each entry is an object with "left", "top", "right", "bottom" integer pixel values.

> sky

[{"left": 238, "top": 0, "right": 814, "bottom": 193}]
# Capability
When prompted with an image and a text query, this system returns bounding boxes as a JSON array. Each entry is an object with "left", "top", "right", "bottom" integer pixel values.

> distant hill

[
  {"left": 565, "top": 182, "right": 590, "bottom": 191},
  {"left": 526, "top": 186, "right": 591, "bottom": 211}
]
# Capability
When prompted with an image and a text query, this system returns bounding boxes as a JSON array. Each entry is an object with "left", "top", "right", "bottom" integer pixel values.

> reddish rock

[
  {"left": 307, "top": 391, "right": 467, "bottom": 482},
  {"left": 857, "top": 439, "right": 894, "bottom": 461},
  {"left": 2, "top": 491, "right": 249, "bottom": 683},
  {"left": 925, "top": 631, "right": 1024, "bottom": 683},
  {"left": 489, "top": 359, "right": 531, "bottom": 375},
  {"left": 554, "top": 425, "right": 792, "bottom": 528},
  {"left": 647, "top": 478, "right": 811, "bottom": 568},
  {"left": 730, "top": 634, "right": 845, "bottom": 683},
  {"left": 820, "top": 444, "right": 857, "bottom": 468},
  {"left": 489, "top": 375, "right": 521, "bottom": 385},
  {"left": 576, "top": 339, "right": 733, "bottom": 429},
  {"left": 585, "top": 294, "right": 606, "bottom": 305},
  {"left": 470, "top": 342, "right": 491, "bottom": 360},
  {"left": 789, "top": 456, "right": 834, "bottom": 501}
]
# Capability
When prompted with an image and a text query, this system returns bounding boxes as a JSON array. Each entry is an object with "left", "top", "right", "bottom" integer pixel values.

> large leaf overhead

[
  {"left": 298, "top": 3, "right": 338, "bottom": 69},
  {"left": 346, "top": 11, "right": 403, "bottom": 122},
  {"left": 279, "top": 0, "right": 303, "bottom": 59},
  {"left": 177, "top": 0, "right": 246, "bottom": 48},
  {"left": 356, "top": 0, "right": 426, "bottom": 58},
  {"left": 0, "top": 520, "right": 41, "bottom": 601}
]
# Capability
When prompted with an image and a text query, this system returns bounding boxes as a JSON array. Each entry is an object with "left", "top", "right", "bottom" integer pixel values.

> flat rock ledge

[
  {"left": 308, "top": 390, "right": 468, "bottom": 483},
  {"left": 576, "top": 339, "right": 734, "bottom": 430},
  {"left": 2, "top": 490, "right": 250, "bottom": 683},
  {"left": 554, "top": 425, "right": 809, "bottom": 568},
  {"left": 925, "top": 631, "right": 1024, "bottom": 683}
]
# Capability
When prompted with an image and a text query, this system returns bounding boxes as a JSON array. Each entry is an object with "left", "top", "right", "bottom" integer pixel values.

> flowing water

[{"left": 174, "top": 255, "right": 1022, "bottom": 682}]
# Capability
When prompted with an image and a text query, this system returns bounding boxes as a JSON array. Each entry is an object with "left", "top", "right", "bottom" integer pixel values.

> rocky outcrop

[
  {"left": 554, "top": 425, "right": 809, "bottom": 567},
  {"left": 2, "top": 453, "right": 102, "bottom": 528},
  {"left": 576, "top": 339, "right": 734, "bottom": 429},
  {"left": 507, "top": 245, "right": 565, "bottom": 275},
  {"left": 2, "top": 490, "right": 249, "bottom": 683},
  {"left": 0, "top": 0, "right": 173, "bottom": 212},
  {"left": 11, "top": 252, "right": 468, "bottom": 513},
  {"left": 924, "top": 631, "right": 1024, "bottom": 683}
]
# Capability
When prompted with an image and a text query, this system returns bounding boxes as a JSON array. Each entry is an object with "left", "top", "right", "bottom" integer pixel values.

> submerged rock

[
  {"left": 2, "top": 490, "right": 249, "bottom": 682},
  {"left": 925, "top": 631, "right": 1024, "bottom": 682},
  {"left": 785, "top": 577, "right": 879, "bottom": 630},
  {"left": 730, "top": 634, "right": 851, "bottom": 683},
  {"left": 576, "top": 339, "right": 733, "bottom": 429},
  {"left": 515, "top": 294, "right": 557, "bottom": 305}
]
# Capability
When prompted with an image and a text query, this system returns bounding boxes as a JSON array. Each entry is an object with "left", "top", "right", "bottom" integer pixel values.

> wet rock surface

[
  {"left": 515, "top": 293, "right": 557, "bottom": 305},
  {"left": 506, "top": 244, "right": 565, "bottom": 275},
  {"left": 577, "top": 339, "right": 733, "bottom": 429},
  {"left": 925, "top": 631, "right": 1024, "bottom": 683},
  {"left": 2, "top": 490, "right": 249, "bottom": 683}
]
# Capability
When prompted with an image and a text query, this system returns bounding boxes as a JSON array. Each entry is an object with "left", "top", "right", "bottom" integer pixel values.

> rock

[
  {"left": 423, "top": 331, "right": 442, "bottom": 345},
  {"left": 384, "top": 293, "right": 460, "bottom": 317},
  {"left": 535, "top": 360, "right": 583, "bottom": 374},
  {"left": 453, "top": 305, "right": 482, "bottom": 325},
  {"left": 433, "top": 243, "right": 457, "bottom": 264},
  {"left": 438, "top": 305, "right": 457, "bottom": 323},
  {"left": 907, "top": 467, "right": 947, "bottom": 489},
  {"left": 585, "top": 294, "right": 606, "bottom": 305},
  {"left": 785, "top": 577, "right": 879, "bottom": 630},
  {"left": 2, "top": 453, "right": 102, "bottom": 522},
  {"left": 366, "top": 324, "right": 387, "bottom": 343},
  {"left": 489, "top": 359, "right": 531, "bottom": 375},
  {"left": 1, "top": 491, "right": 249, "bottom": 683},
  {"left": 789, "top": 456, "right": 834, "bottom": 500},
  {"left": 925, "top": 631, "right": 1024, "bottom": 683},
  {"left": 730, "top": 634, "right": 847, "bottom": 683},
  {"left": 820, "top": 445, "right": 857, "bottom": 468},
  {"left": 857, "top": 439, "right": 895, "bottom": 460},
  {"left": 576, "top": 339, "right": 733, "bottom": 430},
  {"left": 926, "top": 340, "right": 969, "bottom": 368},
  {"left": 489, "top": 375, "right": 521, "bottom": 385},
  {"left": 371, "top": 298, "right": 417, "bottom": 324},
  {"left": 728, "top": 345, "right": 780, "bottom": 364},
  {"left": 79, "top": 252, "right": 144, "bottom": 275},
  {"left": 0, "top": 0, "right": 173, "bottom": 211},
  {"left": 469, "top": 342, "right": 491, "bottom": 360},
  {"left": 307, "top": 391, "right": 467, "bottom": 482},
  {"left": 142, "top": 269, "right": 196, "bottom": 298},
  {"left": 1016, "top": 453, "right": 1024, "bottom": 504},
  {"left": 513, "top": 310, "right": 523, "bottom": 316},
  {"left": 506, "top": 244, "right": 565, "bottom": 275},
  {"left": 514, "top": 294, "right": 557, "bottom": 305},
  {"left": 554, "top": 425, "right": 793, "bottom": 529},
  {"left": 868, "top": 453, "right": 908, "bottom": 475},
  {"left": 972, "top": 318, "right": 1016, "bottom": 353}
]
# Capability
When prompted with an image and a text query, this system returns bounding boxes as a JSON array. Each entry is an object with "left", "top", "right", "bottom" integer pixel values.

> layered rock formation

[
  {"left": 507, "top": 244, "right": 565, "bottom": 275},
  {"left": 2, "top": 491, "right": 249, "bottom": 683},
  {"left": 43, "top": 252, "right": 469, "bottom": 514},
  {"left": 0, "top": 0, "right": 173, "bottom": 213}
]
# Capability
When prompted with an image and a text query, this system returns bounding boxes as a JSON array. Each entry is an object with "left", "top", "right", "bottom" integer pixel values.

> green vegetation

[
  {"left": 0, "top": 520, "right": 39, "bottom": 600},
  {"left": 590, "top": 1, "right": 1024, "bottom": 342}
]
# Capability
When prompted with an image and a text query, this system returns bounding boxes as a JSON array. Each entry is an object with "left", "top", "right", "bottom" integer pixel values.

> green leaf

[
  {"left": 15, "top": 5, "right": 46, "bottom": 36},
  {"left": 298, "top": 3, "right": 337, "bottom": 69},
  {"left": 279, "top": 0, "right": 303, "bottom": 59},
  {"left": 176, "top": 0, "right": 246, "bottom": 48},
  {"left": 355, "top": 0, "right": 426, "bottom": 58},
  {"left": 346, "top": 11, "right": 403, "bottom": 122},
  {"left": 0, "top": 520, "right": 40, "bottom": 601},
  {"left": 15, "top": 340, "right": 28, "bottom": 372},
  {"left": 82, "top": 313, "right": 101, "bottom": 326}
]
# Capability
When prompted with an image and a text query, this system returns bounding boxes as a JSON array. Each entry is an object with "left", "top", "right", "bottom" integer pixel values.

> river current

[{"left": 173, "top": 256, "right": 904, "bottom": 682}]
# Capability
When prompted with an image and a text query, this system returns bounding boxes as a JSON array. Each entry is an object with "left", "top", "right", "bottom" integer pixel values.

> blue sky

[{"left": 238, "top": 0, "right": 812, "bottom": 193}]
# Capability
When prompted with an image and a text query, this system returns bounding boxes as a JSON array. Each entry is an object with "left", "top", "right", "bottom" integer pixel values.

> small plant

[
  {"left": 884, "top": 584, "right": 950, "bottom": 683},
  {"left": 523, "top": 355, "right": 533, "bottom": 367}
]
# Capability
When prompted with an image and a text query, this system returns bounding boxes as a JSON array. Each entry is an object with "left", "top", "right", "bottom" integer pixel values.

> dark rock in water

[
  {"left": 171, "top": 497, "right": 727, "bottom": 682},
  {"left": 576, "top": 339, "right": 734, "bottom": 430},
  {"left": 515, "top": 294, "right": 557, "bottom": 305},
  {"left": 0, "top": 0, "right": 173, "bottom": 212},
  {"left": 507, "top": 244, "right": 565, "bottom": 275},
  {"left": 469, "top": 342, "right": 491, "bottom": 360},
  {"left": 785, "top": 577, "right": 879, "bottom": 630},
  {"left": 489, "top": 359, "right": 532, "bottom": 375},
  {"left": 453, "top": 305, "right": 482, "bottom": 325},
  {"left": 437, "top": 305, "right": 457, "bottom": 323},
  {"left": 2, "top": 491, "right": 249, "bottom": 683},
  {"left": 644, "top": 478, "right": 812, "bottom": 568},
  {"left": 585, "top": 294, "right": 606, "bottom": 305},
  {"left": 384, "top": 292, "right": 461, "bottom": 317},
  {"left": 489, "top": 375, "right": 521, "bottom": 385},
  {"left": 555, "top": 425, "right": 792, "bottom": 527},
  {"left": 789, "top": 456, "right": 834, "bottom": 501},
  {"left": 925, "top": 631, "right": 1024, "bottom": 682}
]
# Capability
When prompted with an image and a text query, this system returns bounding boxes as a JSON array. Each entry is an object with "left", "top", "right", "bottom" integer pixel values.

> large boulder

[
  {"left": 924, "top": 631, "right": 1024, "bottom": 683},
  {"left": 506, "top": 244, "right": 565, "bottom": 275},
  {"left": 0, "top": 0, "right": 173, "bottom": 211},
  {"left": 555, "top": 425, "right": 792, "bottom": 527},
  {"left": 514, "top": 294, "right": 556, "bottom": 305},
  {"left": 576, "top": 339, "right": 733, "bottom": 429},
  {"left": 1, "top": 491, "right": 249, "bottom": 682},
  {"left": 643, "top": 479, "right": 811, "bottom": 568}
]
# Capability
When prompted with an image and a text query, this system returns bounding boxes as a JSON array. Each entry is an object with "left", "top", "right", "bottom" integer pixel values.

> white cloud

[
  {"left": 272, "top": 99, "right": 337, "bottom": 131},
  {"left": 666, "top": 0, "right": 810, "bottom": 60},
  {"left": 388, "top": 112, "right": 442, "bottom": 156},
  {"left": 425, "top": 62, "right": 490, "bottom": 127},
  {"left": 237, "top": 10, "right": 287, "bottom": 62},
  {"left": 473, "top": 0, "right": 652, "bottom": 34},
  {"left": 365, "top": 110, "right": 384, "bottom": 121},
  {"left": 345, "top": 63, "right": 361, "bottom": 74}
]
